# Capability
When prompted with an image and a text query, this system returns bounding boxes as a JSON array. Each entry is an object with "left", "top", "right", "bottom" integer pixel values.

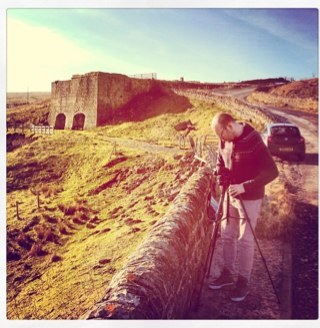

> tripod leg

[
  {"left": 239, "top": 196, "right": 281, "bottom": 305},
  {"left": 194, "top": 187, "right": 227, "bottom": 310},
  {"left": 206, "top": 187, "right": 227, "bottom": 277},
  {"left": 206, "top": 221, "right": 220, "bottom": 278}
]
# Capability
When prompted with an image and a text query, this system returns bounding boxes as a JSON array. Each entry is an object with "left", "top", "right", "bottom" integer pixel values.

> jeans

[{"left": 221, "top": 195, "right": 263, "bottom": 282}]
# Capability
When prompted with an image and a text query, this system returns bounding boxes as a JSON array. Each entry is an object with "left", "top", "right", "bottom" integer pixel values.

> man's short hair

[{"left": 211, "top": 112, "right": 235, "bottom": 130}]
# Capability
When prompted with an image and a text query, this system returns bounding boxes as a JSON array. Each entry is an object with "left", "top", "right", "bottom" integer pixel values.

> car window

[{"left": 271, "top": 126, "right": 300, "bottom": 137}]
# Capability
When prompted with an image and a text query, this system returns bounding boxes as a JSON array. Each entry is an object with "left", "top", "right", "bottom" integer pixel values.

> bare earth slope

[{"left": 247, "top": 78, "right": 318, "bottom": 113}]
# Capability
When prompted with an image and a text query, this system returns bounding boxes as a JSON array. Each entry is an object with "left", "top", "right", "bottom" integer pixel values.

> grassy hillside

[
  {"left": 270, "top": 78, "right": 318, "bottom": 99},
  {"left": 7, "top": 130, "right": 185, "bottom": 318},
  {"left": 6, "top": 92, "right": 294, "bottom": 319},
  {"left": 6, "top": 94, "right": 222, "bottom": 319},
  {"left": 7, "top": 99, "right": 51, "bottom": 126}
]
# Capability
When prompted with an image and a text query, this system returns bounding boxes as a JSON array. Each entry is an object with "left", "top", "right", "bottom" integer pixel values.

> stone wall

[
  {"left": 174, "top": 89, "right": 288, "bottom": 128},
  {"left": 82, "top": 167, "right": 213, "bottom": 319}
]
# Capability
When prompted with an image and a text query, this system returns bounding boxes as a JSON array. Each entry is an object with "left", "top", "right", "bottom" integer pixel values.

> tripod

[
  {"left": 194, "top": 184, "right": 228, "bottom": 309},
  {"left": 194, "top": 181, "right": 281, "bottom": 310},
  {"left": 238, "top": 195, "right": 281, "bottom": 305}
]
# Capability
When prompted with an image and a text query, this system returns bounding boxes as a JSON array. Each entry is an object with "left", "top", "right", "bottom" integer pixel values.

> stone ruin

[{"left": 49, "top": 72, "right": 158, "bottom": 130}]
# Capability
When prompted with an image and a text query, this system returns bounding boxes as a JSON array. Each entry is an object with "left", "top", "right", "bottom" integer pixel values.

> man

[{"left": 209, "top": 112, "right": 278, "bottom": 301}]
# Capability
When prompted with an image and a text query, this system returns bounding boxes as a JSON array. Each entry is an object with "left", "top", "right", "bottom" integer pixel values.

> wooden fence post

[
  {"left": 37, "top": 191, "right": 40, "bottom": 209},
  {"left": 16, "top": 201, "right": 20, "bottom": 220}
]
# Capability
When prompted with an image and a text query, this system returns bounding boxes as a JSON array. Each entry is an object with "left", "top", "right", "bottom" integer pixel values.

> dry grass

[
  {"left": 6, "top": 114, "right": 203, "bottom": 319},
  {"left": 258, "top": 178, "right": 295, "bottom": 239},
  {"left": 248, "top": 92, "right": 318, "bottom": 113},
  {"left": 247, "top": 78, "right": 318, "bottom": 113},
  {"left": 7, "top": 99, "right": 51, "bottom": 125},
  {"left": 270, "top": 78, "right": 318, "bottom": 99},
  {"left": 7, "top": 92, "right": 51, "bottom": 106},
  {"left": 6, "top": 93, "right": 292, "bottom": 319}
]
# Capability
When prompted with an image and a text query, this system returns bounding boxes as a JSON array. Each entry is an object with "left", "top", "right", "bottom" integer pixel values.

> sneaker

[
  {"left": 208, "top": 268, "right": 234, "bottom": 290},
  {"left": 230, "top": 275, "right": 249, "bottom": 302}
]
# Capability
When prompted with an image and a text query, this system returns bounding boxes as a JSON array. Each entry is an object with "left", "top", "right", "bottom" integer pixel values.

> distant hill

[
  {"left": 160, "top": 77, "right": 289, "bottom": 90},
  {"left": 7, "top": 98, "right": 51, "bottom": 126},
  {"left": 7, "top": 92, "right": 51, "bottom": 109},
  {"left": 241, "top": 77, "right": 289, "bottom": 85},
  {"left": 248, "top": 78, "right": 318, "bottom": 112},
  {"left": 269, "top": 78, "right": 318, "bottom": 100}
]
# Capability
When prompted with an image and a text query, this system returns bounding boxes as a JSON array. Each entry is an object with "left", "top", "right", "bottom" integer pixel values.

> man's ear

[{"left": 226, "top": 122, "right": 232, "bottom": 130}]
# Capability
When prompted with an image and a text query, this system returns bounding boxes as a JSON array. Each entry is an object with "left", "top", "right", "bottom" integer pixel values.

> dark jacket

[{"left": 216, "top": 123, "right": 279, "bottom": 200}]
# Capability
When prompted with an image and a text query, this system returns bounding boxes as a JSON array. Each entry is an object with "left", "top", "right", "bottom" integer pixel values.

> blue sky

[{"left": 7, "top": 8, "right": 318, "bottom": 92}]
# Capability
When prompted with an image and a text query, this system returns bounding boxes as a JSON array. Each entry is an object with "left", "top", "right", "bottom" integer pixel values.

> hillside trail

[
  {"left": 105, "top": 136, "right": 186, "bottom": 155},
  {"left": 188, "top": 87, "right": 318, "bottom": 319}
]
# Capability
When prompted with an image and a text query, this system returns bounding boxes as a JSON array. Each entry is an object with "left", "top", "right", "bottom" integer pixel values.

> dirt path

[{"left": 105, "top": 136, "right": 185, "bottom": 155}]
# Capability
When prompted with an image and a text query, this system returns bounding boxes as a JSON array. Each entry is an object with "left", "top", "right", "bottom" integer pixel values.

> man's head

[{"left": 211, "top": 112, "right": 237, "bottom": 142}]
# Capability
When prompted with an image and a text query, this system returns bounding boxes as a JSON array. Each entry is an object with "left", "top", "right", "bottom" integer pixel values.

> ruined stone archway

[
  {"left": 54, "top": 113, "right": 66, "bottom": 130},
  {"left": 72, "top": 113, "right": 85, "bottom": 130}
]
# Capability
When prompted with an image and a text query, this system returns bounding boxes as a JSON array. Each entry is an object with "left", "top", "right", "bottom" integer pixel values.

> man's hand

[{"left": 228, "top": 184, "right": 245, "bottom": 197}]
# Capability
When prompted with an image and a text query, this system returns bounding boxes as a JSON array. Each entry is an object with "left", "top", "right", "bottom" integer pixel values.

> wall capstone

[{"left": 81, "top": 167, "right": 213, "bottom": 319}]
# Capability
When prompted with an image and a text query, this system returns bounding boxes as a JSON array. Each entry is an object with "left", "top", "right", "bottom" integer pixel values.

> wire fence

[
  {"left": 129, "top": 73, "right": 157, "bottom": 79},
  {"left": 7, "top": 123, "right": 54, "bottom": 135}
]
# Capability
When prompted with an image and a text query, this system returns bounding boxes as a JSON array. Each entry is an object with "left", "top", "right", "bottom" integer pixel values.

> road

[
  {"left": 261, "top": 106, "right": 318, "bottom": 319},
  {"left": 227, "top": 87, "right": 319, "bottom": 319},
  {"left": 211, "top": 86, "right": 256, "bottom": 100},
  {"left": 189, "top": 87, "right": 318, "bottom": 319},
  {"left": 227, "top": 87, "right": 318, "bottom": 207},
  {"left": 254, "top": 98, "right": 318, "bottom": 319}
]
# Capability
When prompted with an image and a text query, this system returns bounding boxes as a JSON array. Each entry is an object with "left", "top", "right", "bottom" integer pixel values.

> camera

[{"left": 214, "top": 167, "right": 232, "bottom": 188}]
